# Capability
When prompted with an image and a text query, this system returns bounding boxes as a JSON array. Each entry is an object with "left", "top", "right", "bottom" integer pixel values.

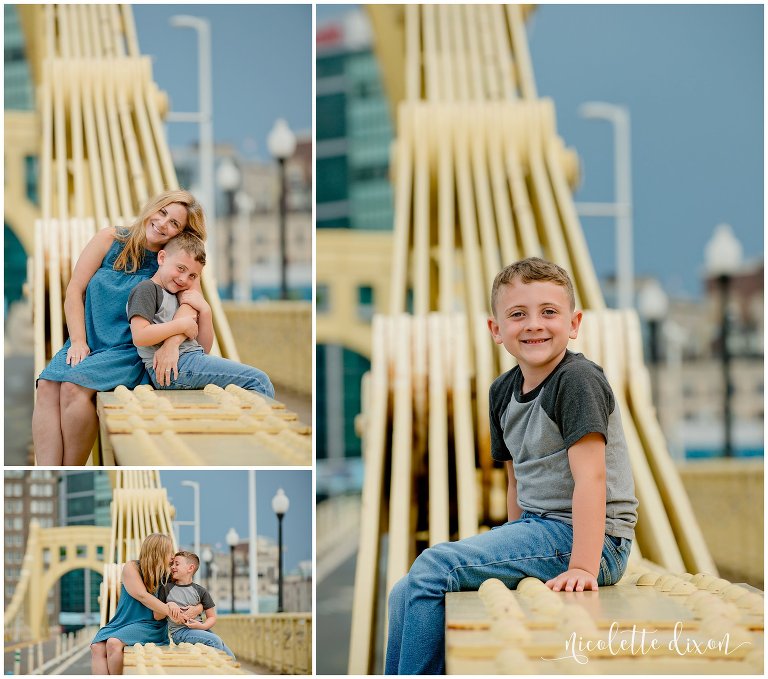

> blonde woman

[
  {"left": 32, "top": 190, "right": 206, "bottom": 466},
  {"left": 90, "top": 533, "right": 201, "bottom": 675}
]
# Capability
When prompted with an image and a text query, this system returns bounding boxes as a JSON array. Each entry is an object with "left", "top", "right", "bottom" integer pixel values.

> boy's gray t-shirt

[
  {"left": 126, "top": 280, "right": 202, "bottom": 369},
  {"left": 157, "top": 581, "right": 216, "bottom": 635},
  {"left": 489, "top": 350, "right": 638, "bottom": 539}
]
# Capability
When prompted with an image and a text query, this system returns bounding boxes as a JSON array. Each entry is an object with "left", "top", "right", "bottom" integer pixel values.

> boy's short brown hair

[
  {"left": 174, "top": 550, "right": 200, "bottom": 574},
  {"left": 164, "top": 231, "right": 207, "bottom": 266},
  {"left": 491, "top": 257, "right": 575, "bottom": 314}
]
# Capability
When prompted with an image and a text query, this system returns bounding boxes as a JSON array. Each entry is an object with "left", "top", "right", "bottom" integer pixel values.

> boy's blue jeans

[
  {"left": 171, "top": 627, "right": 235, "bottom": 658},
  {"left": 384, "top": 511, "right": 632, "bottom": 674},
  {"left": 148, "top": 349, "right": 274, "bottom": 398}
]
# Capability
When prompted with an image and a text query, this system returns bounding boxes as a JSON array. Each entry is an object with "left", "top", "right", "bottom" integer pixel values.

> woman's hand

[
  {"left": 66, "top": 340, "right": 91, "bottom": 366},
  {"left": 167, "top": 601, "right": 185, "bottom": 624},
  {"left": 153, "top": 342, "right": 180, "bottom": 386}
]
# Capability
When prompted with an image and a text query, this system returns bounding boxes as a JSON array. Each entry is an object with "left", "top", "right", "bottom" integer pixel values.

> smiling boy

[
  {"left": 384, "top": 257, "right": 638, "bottom": 674},
  {"left": 155, "top": 551, "right": 235, "bottom": 658},
  {"left": 126, "top": 231, "right": 274, "bottom": 396}
]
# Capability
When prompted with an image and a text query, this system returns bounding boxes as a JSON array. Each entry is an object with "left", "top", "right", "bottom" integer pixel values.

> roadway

[{"left": 316, "top": 543, "right": 388, "bottom": 675}]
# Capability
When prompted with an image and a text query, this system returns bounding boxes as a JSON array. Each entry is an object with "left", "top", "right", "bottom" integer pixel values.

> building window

[
  {"left": 317, "top": 284, "right": 330, "bottom": 313},
  {"left": 357, "top": 285, "right": 374, "bottom": 322},
  {"left": 5, "top": 484, "right": 22, "bottom": 497}
]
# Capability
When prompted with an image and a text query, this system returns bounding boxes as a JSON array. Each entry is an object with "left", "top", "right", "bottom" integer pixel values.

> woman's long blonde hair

[
  {"left": 138, "top": 533, "right": 174, "bottom": 595},
  {"left": 113, "top": 189, "right": 207, "bottom": 273}
]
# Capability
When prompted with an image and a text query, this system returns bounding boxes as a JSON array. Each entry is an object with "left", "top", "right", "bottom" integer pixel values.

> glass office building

[{"left": 58, "top": 472, "right": 112, "bottom": 630}]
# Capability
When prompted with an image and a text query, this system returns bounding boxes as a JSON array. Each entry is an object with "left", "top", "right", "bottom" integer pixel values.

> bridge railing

[{"left": 215, "top": 613, "right": 312, "bottom": 675}]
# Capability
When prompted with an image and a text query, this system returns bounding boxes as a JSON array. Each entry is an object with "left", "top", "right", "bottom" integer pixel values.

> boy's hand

[
  {"left": 178, "top": 289, "right": 209, "bottom": 314},
  {"left": 181, "top": 316, "right": 198, "bottom": 340},
  {"left": 66, "top": 339, "right": 90, "bottom": 366},
  {"left": 184, "top": 619, "right": 205, "bottom": 629},
  {"left": 153, "top": 343, "right": 180, "bottom": 386},
  {"left": 545, "top": 568, "right": 598, "bottom": 592}
]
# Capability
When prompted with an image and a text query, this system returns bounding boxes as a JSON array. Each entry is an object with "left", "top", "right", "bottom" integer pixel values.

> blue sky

[
  {"left": 133, "top": 4, "right": 312, "bottom": 162},
  {"left": 317, "top": 4, "right": 763, "bottom": 298},
  {"left": 159, "top": 470, "right": 312, "bottom": 574}
]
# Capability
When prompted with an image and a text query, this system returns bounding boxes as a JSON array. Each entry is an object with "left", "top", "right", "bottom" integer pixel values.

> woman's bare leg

[
  {"left": 91, "top": 642, "right": 109, "bottom": 675},
  {"left": 60, "top": 382, "right": 98, "bottom": 465},
  {"left": 105, "top": 638, "right": 125, "bottom": 675},
  {"left": 32, "top": 380, "right": 64, "bottom": 465}
]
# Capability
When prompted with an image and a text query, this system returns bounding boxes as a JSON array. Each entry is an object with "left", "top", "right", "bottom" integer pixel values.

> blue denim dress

[
  {"left": 91, "top": 563, "right": 169, "bottom": 646},
  {"left": 38, "top": 234, "right": 157, "bottom": 391}
]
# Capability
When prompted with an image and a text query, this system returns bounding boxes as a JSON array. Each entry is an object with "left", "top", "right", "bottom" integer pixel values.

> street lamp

[
  {"left": 225, "top": 527, "right": 240, "bottom": 614},
  {"left": 271, "top": 488, "right": 290, "bottom": 613},
  {"left": 267, "top": 119, "right": 296, "bottom": 301},
  {"left": 202, "top": 547, "right": 213, "bottom": 591},
  {"left": 168, "top": 15, "right": 215, "bottom": 273},
  {"left": 575, "top": 102, "right": 634, "bottom": 309},
  {"left": 638, "top": 279, "right": 669, "bottom": 410},
  {"left": 705, "top": 223, "right": 743, "bottom": 458},
  {"left": 217, "top": 157, "right": 242, "bottom": 298},
  {"left": 180, "top": 480, "right": 200, "bottom": 580}
]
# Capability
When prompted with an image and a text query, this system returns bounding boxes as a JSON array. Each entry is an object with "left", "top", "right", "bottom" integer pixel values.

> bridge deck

[
  {"left": 95, "top": 385, "right": 311, "bottom": 466},
  {"left": 445, "top": 571, "right": 763, "bottom": 674},
  {"left": 123, "top": 642, "right": 246, "bottom": 675}
]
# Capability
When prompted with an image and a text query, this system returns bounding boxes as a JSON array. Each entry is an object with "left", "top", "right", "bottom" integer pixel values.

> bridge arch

[{"left": 5, "top": 522, "right": 111, "bottom": 641}]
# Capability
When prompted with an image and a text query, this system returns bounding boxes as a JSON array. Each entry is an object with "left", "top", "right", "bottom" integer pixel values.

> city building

[
  {"left": 316, "top": 9, "right": 394, "bottom": 231},
  {"left": 647, "top": 260, "right": 764, "bottom": 459},
  {"left": 58, "top": 471, "right": 112, "bottom": 630},
  {"left": 4, "top": 470, "right": 59, "bottom": 633},
  {"left": 316, "top": 8, "right": 394, "bottom": 478},
  {"left": 171, "top": 137, "right": 312, "bottom": 302},
  {"left": 198, "top": 537, "right": 279, "bottom": 614},
  {"left": 284, "top": 560, "right": 312, "bottom": 613},
  {"left": 4, "top": 4, "right": 37, "bottom": 310}
]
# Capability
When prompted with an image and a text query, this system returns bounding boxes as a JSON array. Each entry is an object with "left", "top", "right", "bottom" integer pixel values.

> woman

[
  {"left": 90, "top": 533, "right": 198, "bottom": 675},
  {"left": 32, "top": 189, "right": 206, "bottom": 465}
]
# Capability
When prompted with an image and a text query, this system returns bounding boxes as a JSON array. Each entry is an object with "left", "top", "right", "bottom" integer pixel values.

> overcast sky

[
  {"left": 160, "top": 470, "right": 312, "bottom": 574},
  {"left": 133, "top": 4, "right": 312, "bottom": 162},
  {"left": 318, "top": 4, "right": 763, "bottom": 298}
]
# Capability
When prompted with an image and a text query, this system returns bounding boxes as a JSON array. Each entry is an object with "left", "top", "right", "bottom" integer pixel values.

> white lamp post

[
  {"left": 225, "top": 527, "right": 240, "bottom": 614},
  {"left": 704, "top": 223, "right": 743, "bottom": 458},
  {"left": 271, "top": 488, "right": 290, "bottom": 612},
  {"left": 267, "top": 119, "right": 296, "bottom": 300},
  {"left": 180, "top": 481, "right": 200, "bottom": 581},
  {"left": 168, "top": 15, "right": 215, "bottom": 273},
  {"left": 575, "top": 102, "right": 634, "bottom": 309},
  {"left": 248, "top": 470, "right": 258, "bottom": 614}
]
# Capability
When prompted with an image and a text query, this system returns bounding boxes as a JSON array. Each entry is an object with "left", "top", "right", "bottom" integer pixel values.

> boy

[
  {"left": 385, "top": 258, "right": 638, "bottom": 674},
  {"left": 126, "top": 232, "right": 274, "bottom": 396},
  {"left": 155, "top": 551, "right": 235, "bottom": 658}
]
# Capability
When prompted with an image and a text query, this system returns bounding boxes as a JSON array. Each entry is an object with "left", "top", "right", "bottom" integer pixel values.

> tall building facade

[
  {"left": 316, "top": 9, "right": 394, "bottom": 481},
  {"left": 4, "top": 5, "right": 33, "bottom": 110},
  {"left": 316, "top": 9, "right": 394, "bottom": 231},
  {"left": 4, "top": 470, "right": 59, "bottom": 630},
  {"left": 58, "top": 471, "right": 112, "bottom": 630},
  {"left": 4, "top": 4, "right": 36, "bottom": 308}
]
